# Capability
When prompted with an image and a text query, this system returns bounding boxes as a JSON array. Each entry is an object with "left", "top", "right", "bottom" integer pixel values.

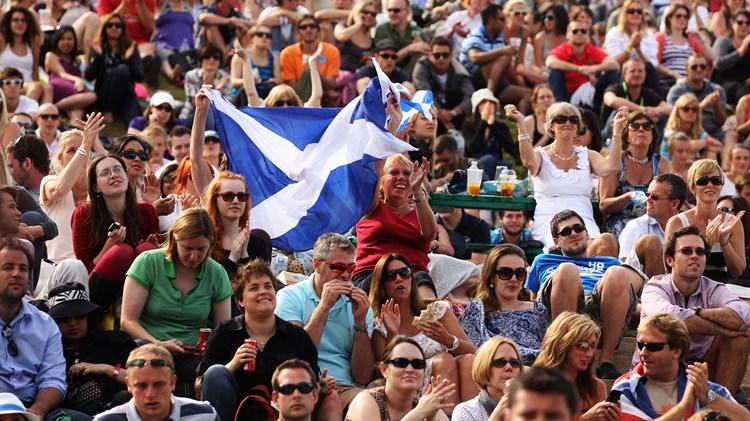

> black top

[
  {"left": 199, "top": 315, "right": 319, "bottom": 394},
  {"left": 436, "top": 209, "right": 491, "bottom": 259},
  {"left": 220, "top": 228, "right": 273, "bottom": 280},
  {"left": 601, "top": 82, "right": 663, "bottom": 122},
  {"left": 355, "top": 64, "right": 412, "bottom": 83}
]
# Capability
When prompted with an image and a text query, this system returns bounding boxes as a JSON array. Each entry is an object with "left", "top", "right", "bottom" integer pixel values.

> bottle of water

[{"left": 179, "top": 38, "right": 190, "bottom": 53}]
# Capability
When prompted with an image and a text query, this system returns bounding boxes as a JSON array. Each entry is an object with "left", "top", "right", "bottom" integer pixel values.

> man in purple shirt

[{"left": 640, "top": 225, "right": 750, "bottom": 397}]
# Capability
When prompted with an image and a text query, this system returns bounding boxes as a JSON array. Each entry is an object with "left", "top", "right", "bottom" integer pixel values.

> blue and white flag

[
  {"left": 207, "top": 78, "right": 416, "bottom": 251},
  {"left": 396, "top": 90, "right": 434, "bottom": 133}
]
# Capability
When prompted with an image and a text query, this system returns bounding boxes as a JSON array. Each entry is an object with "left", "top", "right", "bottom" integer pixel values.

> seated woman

[
  {"left": 346, "top": 336, "right": 454, "bottom": 420},
  {"left": 524, "top": 84, "right": 555, "bottom": 147},
  {"left": 723, "top": 145, "right": 750, "bottom": 195},
  {"left": 127, "top": 91, "right": 185, "bottom": 134},
  {"left": 599, "top": 111, "right": 670, "bottom": 238},
  {"left": 0, "top": 7, "right": 50, "bottom": 103},
  {"left": 71, "top": 154, "right": 160, "bottom": 308},
  {"left": 199, "top": 259, "right": 322, "bottom": 421},
  {"left": 181, "top": 44, "right": 231, "bottom": 127},
  {"left": 452, "top": 337, "right": 524, "bottom": 421},
  {"left": 464, "top": 89, "right": 518, "bottom": 179},
  {"left": 121, "top": 208, "right": 232, "bottom": 387},
  {"left": 459, "top": 244, "right": 548, "bottom": 366},
  {"left": 45, "top": 26, "right": 97, "bottom": 121},
  {"left": 109, "top": 135, "right": 159, "bottom": 204},
  {"left": 334, "top": 1, "right": 375, "bottom": 105},
  {"left": 370, "top": 253, "right": 476, "bottom": 405},
  {"left": 47, "top": 281, "right": 135, "bottom": 416},
  {"left": 151, "top": 0, "right": 195, "bottom": 83},
  {"left": 230, "top": 25, "right": 280, "bottom": 103},
  {"left": 533, "top": 312, "right": 621, "bottom": 420},
  {"left": 660, "top": 94, "right": 724, "bottom": 161},
  {"left": 711, "top": 10, "right": 750, "bottom": 105}
]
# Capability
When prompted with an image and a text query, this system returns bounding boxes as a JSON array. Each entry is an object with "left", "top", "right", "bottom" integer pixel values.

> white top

[
  {"left": 604, "top": 26, "right": 659, "bottom": 67},
  {"left": 35, "top": 128, "right": 61, "bottom": 157},
  {"left": 618, "top": 214, "right": 664, "bottom": 261},
  {"left": 436, "top": 10, "right": 482, "bottom": 58},
  {"left": 39, "top": 175, "right": 76, "bottom": 262},
  {"left": 0, "top": 44, "right": 33, "bottom": 81},
  {"left": 453, "top": 396, "right": 490, "bottom": 421},
  {"left": 12, "top": 95, "right": 39, "bottom": 115}
]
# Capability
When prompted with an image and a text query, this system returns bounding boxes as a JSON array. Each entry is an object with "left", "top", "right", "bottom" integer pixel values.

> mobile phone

[
  {"left": 108, "top": 222, "right": 122, "bottom": 232},
  {"left": 606, "top": 390, "right": 623, "bottom": 403}
]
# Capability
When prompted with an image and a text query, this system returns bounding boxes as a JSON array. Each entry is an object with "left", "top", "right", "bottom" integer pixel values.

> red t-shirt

[
  {"left": 98, "top": 0, "right": 156, "bottom": 44},
  {"left": 549, "top": 42, "right": 609, "bottom": 94}
]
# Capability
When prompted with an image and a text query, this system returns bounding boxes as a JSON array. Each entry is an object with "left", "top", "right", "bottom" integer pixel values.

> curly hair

[{"left": 1, "top": 7, "right": 40, "bottom": 48}]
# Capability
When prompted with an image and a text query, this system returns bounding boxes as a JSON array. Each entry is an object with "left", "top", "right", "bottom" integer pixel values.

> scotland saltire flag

[
  {"left": 396, "top": 90, "right": 434, "bottom": 133},
  {"left": 206, "top": 77, "right": 416, "bottom": 251}
]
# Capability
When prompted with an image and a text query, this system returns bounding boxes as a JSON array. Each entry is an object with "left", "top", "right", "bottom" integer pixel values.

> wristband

[
  {"left": 518, "top": 134, "right": 531, "bottom": 142},
  {"left": 625, "top": 46, "right": 633, "bottom": 54},
  {"left": 413, "top": 189, "right": 427, "bottom": 202},
  {"left": 353, "top": 324, "right": 368, "bottom": 334},
  {"left": 76, "top": 147, "right": 88, "bottom": 157},
  {"left": 112, "top": 363, "right": 121, "bottom": 379}
]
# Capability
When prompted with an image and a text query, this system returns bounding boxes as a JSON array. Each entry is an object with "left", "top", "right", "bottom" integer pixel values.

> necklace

[
  {"left": 626, "top": 152, "right": 649, "bottom": 165},
  {"left": 550, "top": 145, "right": 576, "bottom": 161},
  {"left": 246, "top": 325, "right": 276, "bottom": 352}
]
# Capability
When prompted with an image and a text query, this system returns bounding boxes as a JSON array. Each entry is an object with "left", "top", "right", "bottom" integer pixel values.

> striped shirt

[
  {"left": 94, "top": 396, "right": 219, "bottom": 421},
  {"left": 659, "top": 37, "right": 694, "bottom": 84}
]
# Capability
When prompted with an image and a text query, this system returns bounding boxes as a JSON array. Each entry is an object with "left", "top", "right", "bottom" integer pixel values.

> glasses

[
  {"left": 388, "top": 358, "right": 427, "bottom": 369},
  {"left": 217, "top": 192, "right": 250, "bottom": 202},
  {"left": 573, "top": 341, "right": 597, "bottom": 352},
  {"left": 2, "top": 79, "right": 22, "bottom": 87},
  {"left": 579, "top": 126, "right": 588, "bottom": 135},
  {"left": 629, "top": 121, "right": 653, "bottom": 131},
  {"left": 362, "top": 10, "right": 376, "bottom": 16},
  {"left": 2, "top": 325, "right": 18, "bottom": 357},
  {"left": 128, "top": 358, "right": 172, "bottom": 369},
  {"left": 680, "top": 106, "right": 699, "bottom": 113},
  {"left": 254, "top": 31, "right": 272, "bottom": 39},
  {"left": 298, "top": 23, "right": 318, "bottom": 30},
  {"left": 494, "top": 266, "right": 527, "bottom": 281},
  {"left": 97, "top": 166, "right": 126, "bottom": 179},
  {"left": 544, "top": 15, "right": 555, "bottom": 21},
  {"left": 154, "top": 104, "right": 173, "bottom": 113},
  {"left": 511, "top": 10, "right": 527, "bottom": 15},
  {"left": 636, "top": 341, "right": 669, "bottom": 352},
  {"left": 677, "top": 247, "right": 706, "bottom": 256},
  {"left": 432, "top": 52, "right": 450, "bottom": 59},
  {"left": 273, "top": 99, "right": 297, "bottom": 107},
  {"left": 718, "top": 206, "right": 735, "bottom": 214},
  {"left": 276, "top": 382, "right": 315, "bottom": 395},
  {"left": 735, "top": 20, "right": 750, "bottom": 26},
  {"left": 673, "top": 13, "right": 689, "bottom": 19},
  {"left": 557, "top": 223, "right": 586, "bottom": 238},
  {"left": 571, "top": 28, "right": 588, "bottom": 35},
  {"left": 55, "top": 314, "right": 87, "bottom": 323},
  {"left": 645, "top": 192, "right": 670, "bottom": 201},
  {"left": 690, "top": 64, "right": 707, "bottom": 71},
  {"left": 379, "top": 53, "right": 398, "bottom": 60},
  {"left": 626, "top": 8, "right": 643, "bottom": 14},
  {"left": 204, "top": 54, "right": 222, "bottom": 61},
  {"left": 490, "top": 358, "right": 523, "bottom": 368},
  {"left": 120, "top": 150, "right": 150, "bottom": 161},
  {"left": 323, "top": 260, "right": 356, "bottom": 274},
  {"left": 387, "top": 8, "right": 401, "bottom": 13},
  {"left": 552, "top": 115, "right": 580, "bottom": 125},
  {"left": 695, "top": 176, "right": 723, "bottom": 186},
  {"left": 105, "top": 22, "right": 123, "bottom": 28},
  {"left": 39, "top": 114, "right": 60, "bottom": 120},
  {"left": 385, "top": 266, "right": 412, "bottom": 280}
]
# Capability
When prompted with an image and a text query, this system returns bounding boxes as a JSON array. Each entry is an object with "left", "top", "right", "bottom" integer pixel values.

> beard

[{"left": 561, "top": 240, "right": 587, "bottom": 257}]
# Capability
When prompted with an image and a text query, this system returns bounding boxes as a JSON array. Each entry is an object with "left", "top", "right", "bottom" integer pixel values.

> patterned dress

[{"left": 604, "top": 156, "right": 660, "bottom": 238}]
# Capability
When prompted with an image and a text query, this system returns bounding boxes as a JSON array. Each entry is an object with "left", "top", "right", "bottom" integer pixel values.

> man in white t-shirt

[{"left": 1, "top": 67, "right": 39, "bottom": 119}]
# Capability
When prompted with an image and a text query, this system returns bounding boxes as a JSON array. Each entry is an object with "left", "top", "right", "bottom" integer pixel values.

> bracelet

[
  {"left": 625, "top": 46, "right": 633, "bottom": 54},
  {"left": 353, "top": 324, "right": 368, "bottom": 334},
  {"left": 112, "top": 363, "right": 121, "bottom": 379},
  {"left": 76, "top": 147, "right": 88, "bottom": 157},
  {"left": 413, "top": 189, "right": 427, "bottom": 203},
  {"left": 518, "top": 133, "right": 531, "bottom": 142}
]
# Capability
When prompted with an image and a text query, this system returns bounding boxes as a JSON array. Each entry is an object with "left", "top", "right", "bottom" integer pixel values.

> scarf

[{"left": 479, "top": 388, "right": 499, "bottom": 415}]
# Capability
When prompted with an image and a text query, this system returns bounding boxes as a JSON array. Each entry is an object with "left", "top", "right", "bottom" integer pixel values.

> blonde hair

[
  {"left": 503, "top": 0, "right": 526, "bottom": 13},
  {"left": 666, "top": 93, "right": 704, "bottom": 140},
  {"left": 617, "top": 0, "right": 648, "bottom": 34},
  {"left": 347, "top": 0, "right": 377, "bottom": 26},
  {"left": 142, "top": 125, "right": 168, "bottom": 144},
  {"left": 472, "top": 337, "right": 523, "bottom": 390},
  {"left": 127, "top": 344, "right": 175, "bottom": 373},
  {"left": 263, "top": 84, "right": 302, "bottom": 107},
  {"left": 51, "top": 129, "right": 84, "bottom": 175},
  {"left": 0, "top": 149, "right": 12, "bottom": 187},
  {"left": 638, "top": 313, "right": 689, "bottom": 361},
  {"left": 686, "top": 158, "right": 722, "bottom": 192},
  {"left": 545, "top": 102, "right": 582, "bottom": 138},
  {"left": 163, "top": 208, "right": 216, "bottom": 263}
]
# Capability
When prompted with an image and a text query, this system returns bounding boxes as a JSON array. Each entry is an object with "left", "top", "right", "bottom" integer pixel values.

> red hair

[{"left": 204, "top": 171, "right": 251, "bottom": 261}]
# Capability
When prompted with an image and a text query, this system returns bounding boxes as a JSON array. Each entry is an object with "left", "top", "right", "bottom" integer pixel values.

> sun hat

[
  {"left": 0, "top": 393, "right": 39, "bottom": 421},
  {"left": 46, "top": 282, "right": 100, "bottom": 319},
  {"left": 471, "top": 88, "right": 500, "bottom": 114}
]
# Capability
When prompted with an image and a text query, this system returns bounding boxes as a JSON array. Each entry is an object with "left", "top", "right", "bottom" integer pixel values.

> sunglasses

[
  {"left": 680, "top": 106, "right": 699, "bottom": 113},
  {"left": 217, "top": 191, "right": 250, "bottom": 202},
  {"left": 645, "top": 192, "right": 670, "bottom": 201},
  {"left": 719, "top": 206, "right": 735, "bottom": 214},
  {"left": 55, "top": 314, "right": 88, "bottom": 323},
  {"left": 97, "top": 166, "right": 126, "bottom": 179},
  {"left": 552, "top": 115, "right": 580, "bottom": 125},
  {"left": 494, "top": 266, "right": 527, "bottom": 281},
  {"left": 128, "top": 358, "right": 172, "bottom": 369},
  {"left": 490, "top": 358, "right": 523, "bottom": 368},
  {"left": 673, "top": 13, "right": 689, "bottom": 19},
  {"left": 276, "top": 382, "right": 315, "bottom": 395},
  {"left": 273, "top": 99, "right": 297, "bottom": 107},
  {"left": 203, "top": 54, "right": 222, "bottom": 61},
  {"left": 39, "top": 114, "right": 60, "bottom": 120},
  {"left": 432, "top": 52, "right": 450, "bottom": 59},
  {"left": 2, "top": 79, "right": 22, "bottom": 86},
  {"left": 105, "top": 22, "right": 123, "bottom": 28},
  {"left": 629, "top": 122, "right": 653, "bottom": 131},
  {"left": 544, "top": 15, "right": 555, "bottom": 20},
  {"left": 255, "top": 31, "right": 272, "bottom": 38},
  {"left": 387, "top": 8, "right": 401, "bottom": 13},
  {"left": 677, "top": 247, "right": 706, "bottom": 256},
  {"left": 2, "top": 325, "right": 18, "bottom": 357},
  {"left": 636, "top": 341, "right": 668, "bottom": 352},
  {"left": 557, "top": 223, "right": 586, "bottom": 238},
  {"left": 385, "top": 266, "right": 412, "bottom": 280},
  {"left": 690, "top": 64, "right": 707, "bottom": 71},
  {"left": 388, "top": 357, "right": 427, "bottom": 369},
  {"left": 571, "top": 28, "right": 588, "bottom": 35},
  {"left": 695, "top": 176, "right": 723, "bottom": 186},
  {"left": 736, "top": 20, "right": 750, "bottom": 26},
  {"left": 323, "top": 260, "right": 356, "bottom": 274},
  {"left": 626, "top": 8, "right": 643, "bottom": 14},
  {"left": 511, "top": 10, "right": 527, "bottom": 15},
  {"left": 154, "top": 104, "right": 173, "bottom": 113},
  {"left": 120, "top": 150, "right": 150, "bottom": 161},
  {"left": 362, "top": 10, "right": 376, "bottom": 16},
  {"left": 573, "top": 341, "right": 597, "bottom": 352},
  {"left": 298, "top": 23, "right": 318, "bottom": 30},
  {"left": 379, "top": 53, "right": 398, "bottom": 60}
]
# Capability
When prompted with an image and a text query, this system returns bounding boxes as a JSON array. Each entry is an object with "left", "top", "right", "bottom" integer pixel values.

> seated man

[
  {"left": 525, "top": 209, "right": 645, "bottom": 379},
  {"left": 614, "top": 313, "right": 748, "bottom": 420},
  {"left": 375, "top": 0, "right": 429, "bottom": 73},
  {"left": 492, "top": 367, "right": 578, "bottom": 421},
  {"left": 546, "top": 21, "right": 619, "bottom": 111},
  {"left": 10, "top": 112, "right": 35, "bottom": 135},
  {"left": 459, "top": 4, "right": 530, "bottom": 114},
  {"left": 640, "top": 226, "right": 750, "bottom": 399},
  {"left": 1, "top": 67, "right": 39, "bottom": 119},
  {"left": 258, "top": 0, "right": 312, "bottom": 54},
  {"left": 413, "top": 37, "right": 474, "bottom": 132},
  {"left": 271, "top": 359, "right": 320, "bottom": 421},
  {"left": 5, "top": 135, "right": 51, "bottom": 200},
  {"left": 35, "top": 104, "right": 64, "bottom": 157},
  {"left": 94, "top": 344, "right": 219, "bottom": 421},
  {"left": 436, "top": 207, "right": 490, "bottom": 262},
  {"left": 275, "top": 233, "right": 374, "bottom": 408},
  {"left": 619, "top": 174, "right": 687, "bottom": 277},
  {"left": 356, "top": 39, "right": 415, "bottom": 95},
  {"left": 197, "top": 0, "right": 253, "bottom": 58},
  {"left": 491, "top": 210, "right": 536, "bottom": 247}
]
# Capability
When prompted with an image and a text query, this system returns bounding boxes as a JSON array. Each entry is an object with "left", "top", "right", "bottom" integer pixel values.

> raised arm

[
  {"left": 304, "top": 44, "right": 323, "bottom": 108},
  {"left": 505, "top": 104, "right": 541, "bottom": 175},
  {"left": 190, "top": 85, "right": 217, "bottom": 197},
  {"left": 233, "top": 39, "right": 263, "bottom": 106},
  {"left": 411, "top": 157, "right": 438, "bottom": 242},
  {"left": 589, "top": 106, "right": 626, "bottom": 177}
]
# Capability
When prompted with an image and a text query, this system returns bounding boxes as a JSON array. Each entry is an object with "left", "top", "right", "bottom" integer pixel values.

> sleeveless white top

[{"left": 0, "top": 44, "right": 33, "bottom": 82}]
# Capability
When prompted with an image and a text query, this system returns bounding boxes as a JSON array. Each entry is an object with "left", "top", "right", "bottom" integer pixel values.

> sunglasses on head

[
  {"left": 626, "top": 8, "right": 643, "bottom": 14},
  {"left": 695, "top": 176, "right": 723, "bottom": 186},
  {"left": 719, "top": 206, "right": 735, "bottom": 214},
  {"left": 680, "top": 106, "right": 699, "bottom": 113},
  {"left": 494, "top": 266, "right": 527, "bottom": 281},
  {"left": 276, "top": 382, "right": 315, "bottom": 395},
  {"left": 379, "top": 53, "right": 398, "bottom": 60},
  {"left": 629, "top": 121, "right": 653, "bottom": 131},
  {"left": 217, "top": 192, "right": 250, "bottom": 202},
  {"left": 432, "top": 52, "right": 450, "bottom": 59},
  {"left": 571, "top": 28, "right": 588, "bottom": 35},
  {"left": 273, "top": 99, "right": 297, "bottom": 107},
  {"left": 55, "top": 314, "right": 88, "bottom": 324},
  {"left": 3, "top": 325, "right": 18, "bottom": 357},
  {"left": 388, "top": 357, "right": 427, "bottom": 369},
  {"left": 573, "top": 341, "right": 597, "bottom": 352},
  {"left": 39, "top": 114, "right": 60, "bottom": 120},
  {"left": 690, "top": 64, "right": 707, "bottom": 71},
  {"left": 2, "top": 79, "right": 22, "bottom": 86},
  {"left": 154, "top": 104, "right": 173, "bottom": 113},
  {"left": 636, "top": 341, "right": 668, "bottom": 352},
  {"left": 298, "top": 23, "right": 318, "bottom": 30},
  {"left": 552, "top": 115, "right": 580, "bottom": 125},
  {"left": 254, "top": 31, "right": 272, "bottom": 39},
  {"left": 128, "top": 358, "right": 171, "bottom": 369},
  {"left": 385, "top": 266, "right": 412, "bottom": 280},
  {"left": 557, "top": 223, "right": 586, "bottom": 238},
  {"left": 677, "top": 247, "right": 706, "bottom": 256},
  {"left": 323, "top": 260, "right": 356, "bottom": 274},
  {"left": 120, "top": 150, "right": 150, "bottom": 161},
  {"left": 490, "top": 358, "right": 522, "bottom": 368}
]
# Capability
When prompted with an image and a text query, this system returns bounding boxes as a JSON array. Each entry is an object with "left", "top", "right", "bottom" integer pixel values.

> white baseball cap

[
  {"left": 150, "top": 91, "right": 175, "bottom": 108},
  {"left": 0, "top": 393, "right": 39, "bottom": 421}
]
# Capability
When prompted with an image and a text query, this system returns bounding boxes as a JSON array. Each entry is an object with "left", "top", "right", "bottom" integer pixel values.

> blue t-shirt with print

[{"left": 526, "top": 253, "right": 621, "bottom": 294}]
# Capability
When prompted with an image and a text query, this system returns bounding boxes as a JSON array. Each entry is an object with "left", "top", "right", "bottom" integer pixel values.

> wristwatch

[
  {"left": 693, "top": 306, "right": 702, "bottom": 317},
  {"left": 701, "top": 389, "right": 716, "bottom": 406},
  {"left": 447, "top": 335, "right": 459, "bottom": 351}
]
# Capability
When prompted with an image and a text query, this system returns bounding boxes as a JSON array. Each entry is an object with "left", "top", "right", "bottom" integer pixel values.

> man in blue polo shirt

[
  {"left": 526, "top": 209, "right": 645, "bottom": 380},
  {"left": 275, "top": 233, "right": 373, "bottom": 408}
]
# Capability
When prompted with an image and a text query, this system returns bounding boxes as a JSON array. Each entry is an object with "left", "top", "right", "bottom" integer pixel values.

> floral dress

[
  {"left": 604, "top": 156, "right": 660, "bottom": 238},
  {"left": 459, "top": 299, "right": 548, "bottom": 366}
]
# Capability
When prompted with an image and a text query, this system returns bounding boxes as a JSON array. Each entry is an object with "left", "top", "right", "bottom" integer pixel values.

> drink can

[
  {"left": 198, "top": 328, "right": 212, "bottom": 354},
  {"left": 244, "top": 339, "right": 257, "bottom": 372}
]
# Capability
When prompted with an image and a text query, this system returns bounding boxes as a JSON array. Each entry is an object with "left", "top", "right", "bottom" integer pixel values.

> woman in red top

[{"left": 72, "top": 154, "right": 160, "bottom": 307}]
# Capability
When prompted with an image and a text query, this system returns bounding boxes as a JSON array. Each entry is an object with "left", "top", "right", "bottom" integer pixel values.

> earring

[{"left": 489, "top": 283, "right": 494, "bottom": 289}]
